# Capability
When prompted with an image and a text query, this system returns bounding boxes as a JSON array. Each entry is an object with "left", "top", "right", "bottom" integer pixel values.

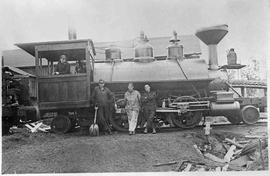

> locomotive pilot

[
  {"left": 92, "top": 79, "right": 114, "bottom": 135},
  {"left": 141, "top": 84, "right": 157, "bottom": 134},
  {"left": 55, "top": 55, "right": 71, "bottom": 75}
]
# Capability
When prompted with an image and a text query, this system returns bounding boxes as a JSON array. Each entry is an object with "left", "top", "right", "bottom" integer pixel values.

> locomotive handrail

[
  {"left": 225, "top": 81, "right": 242, "bottom": 97},
  {"left": 175, "top": 59, "right": 201, "bottom": 98}
]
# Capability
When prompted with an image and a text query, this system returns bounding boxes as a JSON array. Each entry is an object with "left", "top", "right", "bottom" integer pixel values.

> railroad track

[{"left": 128, "top": 119, "right": 267, "bottom": 134}]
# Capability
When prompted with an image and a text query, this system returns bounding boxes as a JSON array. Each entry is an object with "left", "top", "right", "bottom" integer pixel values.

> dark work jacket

[
  {"left": 56, "top": 62, "right": 70, "bottom": 74},
  {"left": 141, "top": 91, "right": 157, "bottom": 110},
  {"left": 75, "top": 63, "right": 86, "bottom": 73},
  {"left": 92, "top": 86, "right": 114, "bottom": 107}
]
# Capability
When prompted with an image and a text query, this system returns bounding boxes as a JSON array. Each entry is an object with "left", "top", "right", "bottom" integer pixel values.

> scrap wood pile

[
  {"left": 153, "top": 122, "right": 268, "bottom": 172},
  {"left": 188, "top": 124, "right": 268, "bottom": 171}
]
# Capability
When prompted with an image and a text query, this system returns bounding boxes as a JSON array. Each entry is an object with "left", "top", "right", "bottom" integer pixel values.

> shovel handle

[{"left": 94, "top": 106, "right": 98, "bottom": 124}]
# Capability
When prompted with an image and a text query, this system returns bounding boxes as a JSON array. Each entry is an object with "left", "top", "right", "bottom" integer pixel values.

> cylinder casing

[{"left": 210, "top": 101, "right": 240, "bottom": 114}]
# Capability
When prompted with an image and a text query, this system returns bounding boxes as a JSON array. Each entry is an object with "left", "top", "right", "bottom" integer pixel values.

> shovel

[{"left": 89, "top": 106, "right": 99, "bottom": 136}]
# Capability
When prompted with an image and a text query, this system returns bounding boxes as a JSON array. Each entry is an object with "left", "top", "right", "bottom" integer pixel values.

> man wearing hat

[
  {"left": 55, "top": 55, "right": 70, "bottom": 75},
  {"left": 141, "top": 84, "right": 157, "bottom": 134},
  {"left": 92, "top": 79, "right": 114, "bottom": 135}
]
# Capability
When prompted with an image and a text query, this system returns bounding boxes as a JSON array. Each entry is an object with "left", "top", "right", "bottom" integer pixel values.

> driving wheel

[
  {"left": 171, "top": 96, "right": 202, "bottom": 129},
  {"left": 171, "top": 111, "right": 202, "bottom": 129}
]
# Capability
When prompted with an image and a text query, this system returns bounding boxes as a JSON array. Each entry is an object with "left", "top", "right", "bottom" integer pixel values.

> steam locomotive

[{"left": 11, "top": 24, "right": 265, "bottom": 133}]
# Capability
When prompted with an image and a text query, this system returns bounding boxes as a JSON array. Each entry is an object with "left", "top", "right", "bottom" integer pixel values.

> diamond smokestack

[{"left": 195, "top": 24, "right": 228, "bottom": 70}]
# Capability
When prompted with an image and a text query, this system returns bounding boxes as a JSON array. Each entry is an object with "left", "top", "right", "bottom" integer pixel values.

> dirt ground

[{"left": 1, "top": 119, "right": 269, "bottom": 174}]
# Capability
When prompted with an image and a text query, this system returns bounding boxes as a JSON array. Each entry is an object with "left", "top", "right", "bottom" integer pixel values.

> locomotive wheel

[
  {"left": 111, "top": 113, "right": 129, "bottom": 132},
  {"left": 171, "top": 96, "right": 202, "bottom": 128},
  {"left": 171, "top": 111, "right": 202, "bottom": 129},
  {"left": 51, "top": 114, "right": 71, "bottom": 134},
  {"left": 241, "top": 105, "right": 260, "bottom": 125}
]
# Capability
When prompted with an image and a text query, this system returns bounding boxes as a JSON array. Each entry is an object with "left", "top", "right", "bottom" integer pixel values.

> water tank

[
  {"left": 134, "top": 31, "right": 154, "bottom": 62},
  {"left": 105, "top": 47, "right": 121, "bottom": 60},
  {"left": 227, "top": 48, "right": 237, "bottom": 65},
  {"left": 167, "top": 31, "right": 183, "bottom": 60}
]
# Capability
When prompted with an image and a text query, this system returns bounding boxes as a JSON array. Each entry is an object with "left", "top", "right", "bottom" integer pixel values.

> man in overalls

[{"left": 92, "top": 79, "right": 114, "bottom": 135}]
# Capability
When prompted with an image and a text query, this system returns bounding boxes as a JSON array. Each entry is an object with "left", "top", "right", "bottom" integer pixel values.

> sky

[{"left": 0, "top": 0, "right": 269, "bottom": 73}]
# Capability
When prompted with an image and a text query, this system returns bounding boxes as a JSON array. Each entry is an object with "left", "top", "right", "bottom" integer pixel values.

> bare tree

[{"left": 241, "top": 59, "right": 261, "bottom": 81}]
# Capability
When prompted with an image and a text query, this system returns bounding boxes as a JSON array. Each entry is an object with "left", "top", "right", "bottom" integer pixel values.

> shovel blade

[{"left": 89, "top": 124, "right": 99, "bottom": 136}]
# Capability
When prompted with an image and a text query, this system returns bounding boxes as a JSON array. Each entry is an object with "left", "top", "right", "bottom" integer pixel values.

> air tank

[
  {"left": 105, "top": 46, "right": 121, "bottom": 60},
  {"left": 167, "top": 31, "right": 183, "bottom": 60},
  {"left": 134, "top": 31, "right": 154, "bottom": 62}
]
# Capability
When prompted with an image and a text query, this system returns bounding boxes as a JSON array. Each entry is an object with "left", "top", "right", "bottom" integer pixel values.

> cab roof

[{"left": 15, "top": 39, "right": 96, "bottom": 62}]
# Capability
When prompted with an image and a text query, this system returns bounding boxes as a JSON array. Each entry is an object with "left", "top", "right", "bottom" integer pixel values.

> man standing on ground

[
  {"left": 124, "top": 83, "right": 141, "bottom": 135},
  {"left": 141, "top": 84, "right": 157, "bottom": 134},
  {"left": 92, "top": 79, "right": 114, "bottom": 135}
]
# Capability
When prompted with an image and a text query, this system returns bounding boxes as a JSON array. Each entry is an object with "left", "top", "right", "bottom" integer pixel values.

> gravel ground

[{"left": 1, "top": 121, "right": 268, "bottom": 174}]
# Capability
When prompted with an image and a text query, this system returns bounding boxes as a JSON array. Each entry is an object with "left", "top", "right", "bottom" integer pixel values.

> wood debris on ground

[
  {"left": 172, "top": 131, "right": 268, "bottom": 172},
  {"left": 24, "top": 121, "right": 51, "bottom": 133}
]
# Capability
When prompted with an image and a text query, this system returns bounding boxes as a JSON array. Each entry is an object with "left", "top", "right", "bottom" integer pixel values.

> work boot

[
  {"left": 133, "top": 131, "right": 136, "bottom": 135},
  {"left": 152, "top": 128, "right": 156, "bottom": 134},
  {"left": 144, "top": 128, "right": 148, "bottom": 134},
  {"left": 129, "top": 131, "right": 132, "bottom": 135},
  {"left": 108, "top": 130, "right": 112, "bottom": 135}
]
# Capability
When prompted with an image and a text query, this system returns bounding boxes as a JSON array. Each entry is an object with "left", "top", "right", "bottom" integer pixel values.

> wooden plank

[
  {"left": 31, "top": 122, "right": 43, "bottom": 133},
  {"left": 183, "top": 163, "right": 192, "bottom": 171},
  {"left": 245, "top": 135, "right": 267, "bottom": 139},
  {"left": 153, "top": 161, "right": 178, "bottom": 167},
  {"left": 38, "top": 76, "right": 88, "bottom": 103},
  {"left": 38, "top": 75, "right": 87, "bottom": 83},
  {"left": 193, "top": 145, "right": 203, "bottom": 156},
  {"left": 204, "top": 153, "right": 226, "bottom": 163},
  {"left": 36, "top": 42, "right": 87, "bottom": 52},
  {"left": 68, "top": 82, "right": 78, "bottom": 100},
  {"left": 59, "top": 82, "right": 68, "bottom": 101},
  {"left": 225, "top": 138, "right": 244, "bottom": 148},
  {"left": 39, "top": 82, "right": 49, "bottom": 101},
  {"left": 229, "top": 155, "right": 249, "bottom": 167},
  {"left": 35, "top": 47, "right": 39, "bottom": 103},
  {"left": 86, "top": 45, "right": 91, "bottom": 101},
  {"left": 39, "top": 100, "right": 90, "bottom": 110},
  {"left": 223, "top": 145, "right": 236, "bottom": 162}
]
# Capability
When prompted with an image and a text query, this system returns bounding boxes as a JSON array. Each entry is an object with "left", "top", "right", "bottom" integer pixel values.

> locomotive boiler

[{"left": 15, "top": 24, "right": 262, "bottom": 133}]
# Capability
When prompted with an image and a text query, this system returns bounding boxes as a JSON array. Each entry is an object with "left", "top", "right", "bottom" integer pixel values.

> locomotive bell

[
  {"left": 134, "top": 31, "right": 155, "bottom": 62},
  {"left": 167, "top": 30, "right": 183, "bottom": 60},
  {"left": 105, "top": 46, "right": 121, "bottom": 61}
]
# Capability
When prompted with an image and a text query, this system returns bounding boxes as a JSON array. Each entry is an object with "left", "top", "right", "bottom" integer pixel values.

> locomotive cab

[{"left": 16, "top": 39, "right": 96, "bottom": 133}]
